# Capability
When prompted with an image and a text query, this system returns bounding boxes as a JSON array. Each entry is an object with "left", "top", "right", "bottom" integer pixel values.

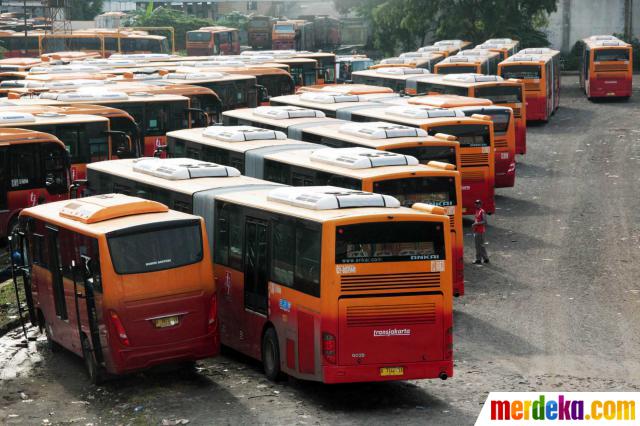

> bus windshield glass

[
  {"left": 501, "top": 65, "right": 541, "bottom": 79},
  {"left": 374, "top": 176, "right": 457, "bottom": 207},
  {"left": 108, "top": 221, "right": 203, "bottom": 275},
  {"left": 275, "top": 25, "right": 294, "bottom": 33},
  {"left": 475, "top": 86, "right": 522, "bottom": 103},
  {"left": 187, "top": 32, "right": 212, "bottom": 42},
  {"left": 428, "top": 124, "right": 491, "bottom": 148},
  {"left": 391, "top": 145, "right": 457, "bottom": 166},
  {"left": 594, "top": 49, "right": 629, "bottom": 62},
  {"left": 335, "top": 221, "right": 445, "bottom": 263}
]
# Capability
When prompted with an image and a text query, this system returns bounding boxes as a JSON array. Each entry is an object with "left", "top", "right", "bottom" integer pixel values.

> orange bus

[
  {"left": 453, "top": 49, "right": 503, "bottom": 74},
  {"left": 499, "top": 49, "right": 560, "bottom": 121},
  {"left": 406, "top": 73, "right": 527, "bottom": 155},
  {"left": 476, "top": 38, "right": 520, "bottom": 59},
  {"left": 166, "top": 126, "right": 465, "bottom": 297},
  {"left": 375, "top": 53, "right": 445, "bottom": 71},
  {"left": 345, "top": 105, "right": 495, "bottom": 214},
  {"left": 417, "top": 45, "right": 459, "bottom": 57},
  {"left": 186, "top": 26, "right": 240, "bottom": 56},
  {"left": 400, "top": 95, "right": 516, "bottom": 188},
  {"left": 0, "top": 128, "right": 69, "bottom": 239},
  {"left": 435, "top": 54, "right": 497, "bottom": 75},
  {"left": 434, "top": 40, "right": 473, "bottom": 50},
  {"left": 86, "top": 158, "right": 454, "bottom": 383},
  {"left": 17, "top": 194, "right": 218, "bottom": 383},
  {"left": 580, "top": 35, "right": 633, "bottom": 99}
]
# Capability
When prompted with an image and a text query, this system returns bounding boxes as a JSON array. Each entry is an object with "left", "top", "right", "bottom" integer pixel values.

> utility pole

[{"left": 623, "top": 0, "right": 633, "bottom": 41}]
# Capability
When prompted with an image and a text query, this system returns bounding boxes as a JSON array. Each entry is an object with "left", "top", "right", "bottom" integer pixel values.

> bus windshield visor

[
  {"left": 475, "top": 86, "right": 522, "bottom": 103},
  {"left": 108, "top": 220, "right": 203, "bottom": 275},
  {"left": 391, "top": 145, "right": 457, "bottom": 166},
  {"left": 429, "top": 124, "right": 491, "bottom": 148},
  {"left": 187, "top": 32, "right": 212, "bottom": 42},
  {"left": 374, "top": 176, "right": 457, "bottom": 207},
  {"left": 336, "top": 221, "right": 445, "bottom": 263},
  {"left": 501, "top": 65, "right": 541, "bottom": 79},
  {"left": 594, "top": 49, "right": 630, "bottom": 62}
]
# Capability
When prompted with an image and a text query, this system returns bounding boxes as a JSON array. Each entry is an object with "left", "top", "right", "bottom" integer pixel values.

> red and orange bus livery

[{"left": 579, "top": 35, "right": 633, "bottom": 99}]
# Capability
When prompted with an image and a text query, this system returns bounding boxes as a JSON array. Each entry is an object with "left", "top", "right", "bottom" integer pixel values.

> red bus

[
  {"left": 186, "top": 27, "right": 240, "bottom": 56},
  {"left": 580, "top": 35, "right": 633, "bottom": 99},
  {"left": 86, "top": 158, "right": 454, "bottom": 383},
  {"left": 17, "top": 194, "right": 218, "bottom": 383},
  {"left": 0, "top": 128, "right": 69, "bottom": 239},
  {"left": 499, "top": 49, "right": 560, "bottom": 121}
]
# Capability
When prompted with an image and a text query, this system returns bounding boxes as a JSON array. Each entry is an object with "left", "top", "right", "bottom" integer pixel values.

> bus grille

[
  {"left": 512, "top": 107, "right": 521, "bottom": 118},
  {"left": 494, "top": 139, "right": 508, "bottom": 148},
  {"left": 340, "top": 272, "right": 440, "bottom": 293},
  {"left": 595, "top": 64, "right": 628, "bottom": 72},
  {"left": 449, "top": 215, "right": 455, "bottom": 230},
  {"left": 461, "top": 170, "right": 485, "bottom": 181},
  {"left": 346, "top": 303, "right": 436, "bottom": 327},
  {"left": 524, "top": 82, "right": 540, "bottom": 91},
  {"left": 461, "top": 153, "right": 489, "bottom": 166}
]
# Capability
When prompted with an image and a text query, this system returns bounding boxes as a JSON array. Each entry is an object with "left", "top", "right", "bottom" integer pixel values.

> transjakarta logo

[
  {"left": 373, "top": 328, "right": 410, "bottom": 337},
  {"left": 475, "top": 392, "right": 638, "bottom": 425}
]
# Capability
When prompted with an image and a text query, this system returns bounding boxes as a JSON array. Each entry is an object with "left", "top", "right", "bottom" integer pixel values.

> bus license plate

[
  {"left": 380, "top": 367, "right": 404, "bottom": 376},
  {"left": 153, "top": 315, "right": 180, "bottom": 328}
]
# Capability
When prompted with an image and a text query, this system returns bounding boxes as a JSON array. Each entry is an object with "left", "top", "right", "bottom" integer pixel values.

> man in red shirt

[{"left": 472, "top": 199, "right": 489, "bottom": 264}]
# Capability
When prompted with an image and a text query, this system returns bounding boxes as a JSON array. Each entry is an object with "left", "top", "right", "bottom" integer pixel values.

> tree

[
  {"left": 336, "top": 0, "right": 558, "bottom": 56},
  {"left": 68, "top": 0, "right": 104, "bottom": 20}
]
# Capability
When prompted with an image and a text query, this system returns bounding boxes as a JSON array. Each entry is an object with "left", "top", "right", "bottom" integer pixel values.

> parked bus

[
  {"left": 335, "top": 55, "right": 374, "bottom": 83},
  {"left": 295, "top": 52, "right": 336, "bottom": 85},
  {"left": 270, "top": 57, "right": 318, "bottom": 88},
  {"left": 186, "top": 27, "right": 240, "bottom": 56},
  {"left": 0, "top": 128, "right": 69, "bottom": 239},
  {"left": 166, "top": 126, "right": 465, "bottom": 297},
  {"left": 0, "top": 110, "right": 128, "bottom": 180},
  {"left": 248, "top": 15, "right": 274, "bottom": 50},
  {"left": 272, "top": 20, "right": 315, "bottom": 51},
  {"left": 35, "top": 91, "right": 190, "bottom": 157},
  {"left": 477, "top": 38, "right": 520, "bottom": 59},
  {"left": 397, "top": 95, "right": 516, "bottom": 188},
  {"left": 17, "top": 194, "right": 218, "bottom": 383},
  {"left": 499, "top": 49, "right": 560, "bottom": 121},
  {"left": 407, "top": 73, "right": 527, "bottom": 155},
  {"left": 352, "top": 67, "right": 431, "bottom": 93},
  {"left": 453, "top": 49, "right": 503, "bottom": 74},
  {"left": 397, "top": 52, "right": 447, "bottom": 71},
  {"left": 86, "top": 158, "right": 454, "bottom": 383},
  {"left": 434, "top": 40, "right": 473, "bottom": 51},
  {"left": 343, "top": 105, "right": 496, "bottom": 213},
  {"left": 579, "top": 35, "right": 633, "bottom": 99},
  {"left": 417, "top": 45, "right": 458, "bottom": 58},
  {"left": 435, "top": 55, "right": 496, "bottom": 75},
  {"left": 0, "top": 57, "right": 44, "bottom": 72}
]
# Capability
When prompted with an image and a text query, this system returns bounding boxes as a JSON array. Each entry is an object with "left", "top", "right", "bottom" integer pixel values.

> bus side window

[
  {"left": 214, "top": 202, "right": 243, "bottom": 270},
  {"left": 264, "top": 160, "right": 290, "bottom": 184},
  {"left": 42, "top": 142, "right": 68, "bottom": 195},
  {"left": 76, "top": 234, "right": 101, "bottom": 292},
  {"left": 295, "top": 221, "right": 321, "bottom": 297},
  {"left": 271, "top": 218, "right": 295, "bottom": 286},
  {"left": 31, "top": 233, "right": 47, "bottom": 268},
  {"left": 9, "top": 143, "right": 41, "bottom": 190},
  {"left": 46, "top": 226, "right": 68, "bottom": 320}
]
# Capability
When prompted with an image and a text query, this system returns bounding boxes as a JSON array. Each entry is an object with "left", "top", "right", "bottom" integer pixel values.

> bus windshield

[
  {"left": 336, "top": 221, "right": 445, "bottom": 263},
  {"left": 188, "top": 32, "right": 212, "bottom": 42},
  {"left": 501, "top": 65, "right": 541, "bottom": 79},
  {"left": 475, "top": 86, "right": 522, "bottom": 103},
  {"left": 373, "top": 176, "right": 457, "bottom": 207},
  {"left": 391, "top": 145, "right": 457, "bottom": 166},
  {"left": 428, "top": 124, "right": 491, "bottom": 148},
  {"left": 594, "top": 49, "right": 629, "bottom": 62},
  {"left": 275, "top": 25, "right": 294, "bottom": 32},
  {"left": 107, "top": 220, "right": 203, "bottom": 275}
]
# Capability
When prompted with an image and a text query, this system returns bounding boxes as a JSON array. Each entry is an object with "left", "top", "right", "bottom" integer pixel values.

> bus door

[
  {"left": 45, "top": 225, "right": 72, "bottom": 349},
  {"left": 0, "top": 146, "right": 6, "bottom": 212},
  {"left": 243, "top": 217, "right": 269, "bottom": 354}
]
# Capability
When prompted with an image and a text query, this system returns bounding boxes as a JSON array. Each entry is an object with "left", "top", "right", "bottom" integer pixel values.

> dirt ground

[{"left": 0, "top": 75, "right": 639, "bottom": 425}]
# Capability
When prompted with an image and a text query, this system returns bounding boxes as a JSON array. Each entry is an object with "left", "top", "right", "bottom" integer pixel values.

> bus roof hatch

[
  {"left": 253, "top": 106, "right": 325, "bottom": 119},
  {"left": 340, "top": 121, "right": 428, "bottom": 138},
  {"left": 310, "top": 147, "right": 419, "bottom": 169},
  {"left": 385, "top": 106, "right": 465, "bottom": 119},
  {"left": 203, "top": 125, "right": 287, "bottom": 141},
  {"left": 133, "top": 158, "right": 241, "bottom": 180},
  {"left": 59, "top": 194, "right": 168, "bottom": 224}
]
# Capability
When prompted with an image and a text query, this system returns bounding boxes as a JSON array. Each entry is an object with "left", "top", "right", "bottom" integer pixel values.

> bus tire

[
  {"left": 262, "top": 327, "right": 283, "bottom": 382},
  {"left": 44, "top": 320, "right": 61, "bottom": 353},
  {"left": 82, "top": 335, "right": 104, "bottom": 385}
]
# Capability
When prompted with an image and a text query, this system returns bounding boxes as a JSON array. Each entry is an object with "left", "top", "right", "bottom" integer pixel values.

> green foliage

[
  {"left": 68, "top": 0, "right": 104, "bottom": 20},
  {"left": 562, "top": 40, "right": 584, "bottom": 71},
  {"left": 337, "top": 0, "right": 558, "bottom": 56},
  {"left": 614, "top": 33, "right": 640, "bottom": 71},
  {"left": 125, "top": 7, "right": 214, "bottom": 50},
  {"left": 215, "top": 11, "right": 249, "bottom": 32}
]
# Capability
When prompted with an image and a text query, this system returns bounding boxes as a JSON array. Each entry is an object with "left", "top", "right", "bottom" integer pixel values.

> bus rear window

[
  {"left": 391, "top": 145, "right": 457, "bottom": 166},
  {"left": 475, "top": 86, "right": 522, "bottom": 103},
  {"left": 275, "top": 25, "right": 294, "bottom": 32},
  {"left": 336, "top": 221, "right": 445, "bottom": 264},
  {"left": 107, "top": 221, "right": 203, "bottom": 275},
  {"left": 187, "top": 32, "right": 212, "bottom": 42},
  {"left": 374, "top": 176, "right": 457, "bottom": 207},
  {"left": 440, "top": 66, "right": 477, "bottom": 74},
  {"left": 501, "top": 65, "right": 541, "bottom": 79},
  {"left": 487, "top": 111, "right": 510, "bottom": 135},
  {"left": 428, "top": 124, "right": 490, "bottom": 148},
  {"left": 594, "top": 49, "right": 629, "bottom": 62}
]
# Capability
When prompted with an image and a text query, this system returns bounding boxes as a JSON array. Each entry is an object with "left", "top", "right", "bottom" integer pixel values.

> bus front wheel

[
  {"left": 262, "top": 327, "right": 282, "bottom": 382},
  {"left": 81, "top": 335, "right": 104, "bottom": 385}
]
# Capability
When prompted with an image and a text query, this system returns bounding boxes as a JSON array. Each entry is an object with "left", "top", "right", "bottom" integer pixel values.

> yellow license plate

[
  {"left": 153, "top": 315, "right": 180, "bottom": 328},
  {"left": 380, "top": 367, "right": 404, "bottom": 376}
]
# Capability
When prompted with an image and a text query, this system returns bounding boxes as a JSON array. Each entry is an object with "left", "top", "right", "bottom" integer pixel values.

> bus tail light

[
  {"left": 322, "top": 332, "right": 336, "bottom": 364},
  {"left": 207, "top": 294, "right": 217, "bottom": 333},
  {"left": 109, "top": 310, "right": 130, "bottom": 346}
]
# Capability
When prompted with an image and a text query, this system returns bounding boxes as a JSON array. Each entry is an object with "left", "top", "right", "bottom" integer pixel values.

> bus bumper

[
  {"left": 322, "top": 360, "right": 453, "bottom": 384},
  {"left": 525, "top": 96, "right": 547, "bottom": 121},
  {"left": 515, "top": 122, "right": 527, "bottom": 155},
  {"left": 461, "top": 180, "right": 495, "bottom": 214},
  {"left": 454, "top": 245, "right": 464, "bottom": 297},
  {"left": 109, "top": 331, "right": 220, "bottom": 375},
  {"left": 590, "top": 78, "right": 632, "bottom": 98}
]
